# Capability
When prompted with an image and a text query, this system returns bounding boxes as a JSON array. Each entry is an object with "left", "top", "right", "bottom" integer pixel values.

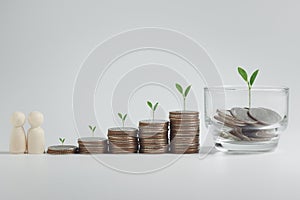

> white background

[{"left": 0, "top": 0, "right": 299, "bottom": 200}]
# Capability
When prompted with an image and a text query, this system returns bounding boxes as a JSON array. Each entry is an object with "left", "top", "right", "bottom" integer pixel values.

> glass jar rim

[{"left": 204, "top": 85, "right": 289, "bottom": 92}]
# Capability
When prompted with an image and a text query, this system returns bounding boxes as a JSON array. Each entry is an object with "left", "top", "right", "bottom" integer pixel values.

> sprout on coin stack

[
  {"left": 139, "top": 101, "right": 169, "bottom": 154},
  {"left": 212, "top": 67, "right": 284, "bottom": 147},
  {"left": 118, "top": 113, "right": 127, "bottom": 128},
  {"left": 89, "top": 125, "right": 96, "bottom": 137},
  {"left": 169, "top": 83, "right": 200, "bottom": 154},
  {"left": 77, "top": 125, "right": 108, "bottom": 154},
  {"left": 176, "top": 83, "right": 192, "bottom": 111},
  {"left": 147, "top": 101, "right": 159, "bottom": 121},
  {"left": 59, "top": 138, "right": 65, "bottom": 145},
  {"left": 107, "top": 112, "right": 138, "bottom": 154},
  {"left": 47, "top": 138, "right": 78, "bottom": 155}
]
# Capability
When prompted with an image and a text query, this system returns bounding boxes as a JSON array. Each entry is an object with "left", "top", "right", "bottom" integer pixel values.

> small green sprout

[
  {"left": 118, "top": 113, "right": 128, "bottom": 128},
  {"left": 147, "top": 101, "right": 159, "bottom": 121},
  {"left": 175, "top": 83, "right": 192, "bottom": 110},
  {"left": 89, "top": 125, "right": 96, "bottom": 137},
  {"left": 59, "top": 138, "right": 65, "bottom": 145},
  {"left": 237, "top": 67, "right": 259, "bottom": 108}
]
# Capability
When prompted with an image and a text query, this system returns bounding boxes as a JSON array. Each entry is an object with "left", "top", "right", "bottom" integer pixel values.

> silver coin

[
  {"left": 242, "top": 129, "right": 276, "bottom": 138},
  {"left": 214, "top": 115, "right": 246, "bottom": 127},
  {"left": 139, "top": 120, "right": 169, "bottom": 126},
  {"left": 78, "top": 137, "right": 107, "bottom": 144},
  {"left": 219, "top": 131, "right": 242, "bottom": 141},
  {"left": 217, "top": 109, "right": 246, "bottom": 124},
  {"left": 47, "top": 145, "right": 78, "bottom": 154},
  {"left": 108, "top": 127, "right": 138, "bottom": 132},
  {"left": 169, "top": 111, "right": 199, "bottom": 119},
  {"left": 48, "top": 145, "right": 77, "bottom": 151},
  {"left": 230, "top": 107, "right": 257, "bottom": 124},
  {"left": 229, "top": 129, "right": 251, "bottom": 141},
  {"left": 217, "top": 109, "right": 234, "bottom": 119},
  {"left": 248, "top": 107, "right": 282, "bottom": 125}
]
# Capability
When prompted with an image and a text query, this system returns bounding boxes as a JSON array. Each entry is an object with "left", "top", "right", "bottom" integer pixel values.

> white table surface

[{"left": 1, "top": 131, "right": 299, "bottom": 200}]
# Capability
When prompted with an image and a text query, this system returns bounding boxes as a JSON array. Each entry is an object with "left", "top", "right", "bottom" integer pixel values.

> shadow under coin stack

[
  {"left": 139, "top": 120, "right": 169, "bottom": 154},
  {"left": 108, "top": 127, "right": 138, "bottom": 153},
  {"left": 169, "top": 111, "right": 200, "bottom": 154},
  {"left": 78, "top": 137, "right": 108, "bottom": 154}
]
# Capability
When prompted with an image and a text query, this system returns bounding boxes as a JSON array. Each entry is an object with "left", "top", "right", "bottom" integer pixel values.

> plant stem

[
  {"left": 183, "top": 97, "right": 186, "bottom": 111},
  {"left": 122, "top": 120, "right": 124, "bottom": 128},
  {"left": 249, "top": 88, "right": 251, "bottom": 109},
  {"left": 248, "top": 82, "right": 251, "bottom": 109},
  {"left": 152, "top": 110, "right": 154, "bottom": 121}
]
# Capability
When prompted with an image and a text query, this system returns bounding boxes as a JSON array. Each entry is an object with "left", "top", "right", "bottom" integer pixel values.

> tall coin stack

[
  {"left": 78, "top": 137, "right": 108, "bottom": 154},
  {"left": 108, "top": 127, "right": 138, "bottom": 153},
  {"left": 139, "top": 120, "right": 169, "bottom": 154},
  {"left": 169, "top": 111, "right": 200, "bottom": 154}
]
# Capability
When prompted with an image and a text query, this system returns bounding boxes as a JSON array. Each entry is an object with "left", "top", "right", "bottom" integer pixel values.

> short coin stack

[
  {"left": 214, "top": 107, "right": 282, "bottom": 141},
  {"left": 108, "top": 127, "right": 138, "bottom": 153},
  {"left": 78, "top": 137, "right": 108, "bottom": 154},
  {"left": 47, "top": 145, "right": 78, "bottom": 155},
  {"left": 139, "top": 120, "right": 169, "bottom": 154},
  {"left": 169, "top": 111, "right": 200, "bottom": 154}
]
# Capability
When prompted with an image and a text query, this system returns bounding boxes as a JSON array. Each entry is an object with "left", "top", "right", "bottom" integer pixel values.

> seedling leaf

[
  {"left": 250, "top": 69, "right": 259, "bottom": 86},
  {"left": 238, "top": 67, "right": 248, "bottom": 82},
  {"left": 118, "top": 113, "right": 123, "bottom": 119},
  {"left": 153, "top": 102, "right": 159, "bottom": 111},
  {"left": 89, "top": 125, "right": 92, "bottom": 131},
  {"left": 123, "top": 114, "right": 127, "bottom": 121},
  {"left": 147, "top": 101, "right": 153, "bottom": 109},
  {"left": 184, "top": 85, "right": 192, "bottom": 97},
  {"left": 176, "top": 83, "right": 183, "bottom": 94}
]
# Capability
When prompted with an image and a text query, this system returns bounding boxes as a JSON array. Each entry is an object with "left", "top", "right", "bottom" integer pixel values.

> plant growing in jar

[{"left": 237, "top": 67, "right": 259, "bottom": 108}]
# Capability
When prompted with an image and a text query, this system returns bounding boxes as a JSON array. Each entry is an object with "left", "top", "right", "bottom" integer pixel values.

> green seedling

[
  {"left": 89, "top": 125, "right": 96, "bottom": 137},
  {"left": 118, "top": 113, "right": 128, "bottom": 128},
  {"left": 147, "top": 101, "right": 159, "bottom": 121},
  {"left": 175, "top": 83, "right": 192, "bottom": 111},
  {"left": 237, "top": 67, "right": 259, "bottom": 108},
  {"left": 59, "top": 138, "right": 65, "bottom": 145}
]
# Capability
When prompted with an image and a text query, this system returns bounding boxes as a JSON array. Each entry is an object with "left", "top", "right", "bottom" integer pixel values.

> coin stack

[
  {"left": 47, "top": 145, "right": 78, "bottom": 155},
  {"left": 214, "top": 107, "right": 282, "bottom": 141},
  {"left": 169, "top": 111, "right": 200, "bottom": 154},
  {"left": 139, "top": 120, "right": 169, "bottom": 154},
  {"left": 78, "top": 137, "right": 108, "bottom": 154},
  {"left": 108, "top": 127, "right": 138, "bottom": 153}
]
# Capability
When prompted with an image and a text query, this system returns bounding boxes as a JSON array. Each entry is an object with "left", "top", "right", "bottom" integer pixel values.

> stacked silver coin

[
  {"left": 78, "top": 137, "right": 108, "bottom": 154},
  {"left": 108, "top": 127, "right": 138, "bottom": 153},
  {"left": 169, "top": 111, "right": 200, "bottom": 154},
  {"left": 213, "top": 107, "right": 282, "bottom": 141},
  {"left": 47, "top": 145, "right": 78, "bottom": 155},
  {"left": 139, "top": 120, "right": 169, "bottom": 154}
]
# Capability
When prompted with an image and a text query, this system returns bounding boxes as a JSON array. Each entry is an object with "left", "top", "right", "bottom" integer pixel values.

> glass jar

[{"left": 204, "top": 86, "right": 289, "bottom": 153}]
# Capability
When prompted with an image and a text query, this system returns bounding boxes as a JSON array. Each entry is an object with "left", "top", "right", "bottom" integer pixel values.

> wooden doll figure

[
  {"left": 9, "top": 112, "right": 27, "bottom": 154},
  {"left": 27, "top": 111, "right": 45, "bottom": 154}
]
